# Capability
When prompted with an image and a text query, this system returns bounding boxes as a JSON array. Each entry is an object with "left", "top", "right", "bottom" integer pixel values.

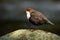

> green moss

[{"left": 0, "top": 29, "right": 60, "bottom": 40}]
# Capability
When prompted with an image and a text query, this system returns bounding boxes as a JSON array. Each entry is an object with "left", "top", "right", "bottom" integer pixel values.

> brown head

[{"left": 26, "top": 8, "right": 35, "bottom": 13}]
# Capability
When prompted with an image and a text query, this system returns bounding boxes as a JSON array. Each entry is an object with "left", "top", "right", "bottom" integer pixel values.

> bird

[{"left": 25, "top": 8, "right": 54, "bottom": 26}]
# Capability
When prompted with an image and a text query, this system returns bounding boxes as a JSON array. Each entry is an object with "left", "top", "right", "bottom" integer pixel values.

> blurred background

[{"left": 0, "top": 0, "right": 60, "bottom": 36}]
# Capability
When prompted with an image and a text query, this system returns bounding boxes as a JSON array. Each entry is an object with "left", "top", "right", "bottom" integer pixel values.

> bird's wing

[
  {"left": 31, "top": 11, "right": 54, "bottom": 25},
  {"left": 31, "top": 11, "right": 44, "bottom": 24}
]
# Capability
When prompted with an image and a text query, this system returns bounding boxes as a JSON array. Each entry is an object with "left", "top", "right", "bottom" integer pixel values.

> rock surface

[{"left": 0, "top": 29, "right": 60, "bottom": 40}]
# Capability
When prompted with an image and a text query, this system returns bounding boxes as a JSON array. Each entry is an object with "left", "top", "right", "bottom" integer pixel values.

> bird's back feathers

[{"left": 30, "top": 10, "right": 54, "bottom": 25}]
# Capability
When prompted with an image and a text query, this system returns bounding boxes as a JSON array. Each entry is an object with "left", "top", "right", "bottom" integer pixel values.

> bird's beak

[
  {"left": 24, "top": 9, "right": 26, "bottom": 12},
  {"left": 24, "top": 8, "right": 27, "bottom": 12}
]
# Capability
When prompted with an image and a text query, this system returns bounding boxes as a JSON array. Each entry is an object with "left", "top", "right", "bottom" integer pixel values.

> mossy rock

[{"left": 0, "top": 29, "right": 60, "bottom": 40}]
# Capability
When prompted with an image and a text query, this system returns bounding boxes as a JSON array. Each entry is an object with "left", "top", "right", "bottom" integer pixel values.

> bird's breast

[{"left": 26, "top": 11, "right": 31, "bottom": 19}]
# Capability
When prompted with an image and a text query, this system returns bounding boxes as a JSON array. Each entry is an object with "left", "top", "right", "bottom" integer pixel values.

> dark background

[{"left": 0, "top": 0, "right": 60, "bottom": 36}]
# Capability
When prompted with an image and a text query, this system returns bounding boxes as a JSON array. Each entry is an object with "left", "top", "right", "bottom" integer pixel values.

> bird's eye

[{"left": 27, "top": 9, "right": 29, "bottom": 11}]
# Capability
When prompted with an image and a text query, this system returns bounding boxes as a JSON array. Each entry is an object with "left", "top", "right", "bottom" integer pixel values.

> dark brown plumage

[{"left": 25, "top": 8, "right": 54, "bottom": 25}]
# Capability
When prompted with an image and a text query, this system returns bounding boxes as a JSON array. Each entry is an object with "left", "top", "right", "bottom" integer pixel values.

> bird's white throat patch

[{"left": 26, "top": 11, "right": 30, "bottom": 19}]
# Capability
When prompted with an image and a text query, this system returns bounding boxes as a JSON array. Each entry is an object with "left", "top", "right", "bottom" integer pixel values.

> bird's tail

[{"left": 47, "top": 20, "right": 54, "bottom": 25}]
